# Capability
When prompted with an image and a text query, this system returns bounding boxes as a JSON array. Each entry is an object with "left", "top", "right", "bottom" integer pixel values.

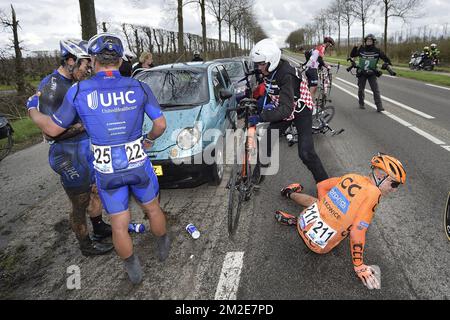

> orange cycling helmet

[{"left": 371, "top": 153, "right": 406, "bottom": 184}]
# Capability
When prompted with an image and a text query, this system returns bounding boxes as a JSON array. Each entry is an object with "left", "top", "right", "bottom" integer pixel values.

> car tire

[{"left": 210, "top": 141, "right": 224, "bottom": 186}]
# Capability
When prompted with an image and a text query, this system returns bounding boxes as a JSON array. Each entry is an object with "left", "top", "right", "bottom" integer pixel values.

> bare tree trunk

[
  {"left": 347, "top": 23, "right": 350, "bottom": 49},
  {"left": 384, "top": 2, "right": 388, "bottom": 53},
  {"left": 10, "top": 6, "right": 25, "bottom": 95},
  {"left": 153, "top": 29, "right": 161, "bottom": 55},
  {"left": 177, "top": 0, "right": 184, "bottom": 54},
  {"left": 79, "top": 0, "right": 97, "bottom": 40},
  {"left": 228, "top": 13, "right": 232, "bottom": 57},
  {"left": 134, "top": 28, "right": 141, "bottom": 57},
  {"left": 218, "top": 19, "right": 222, "bottom": 57},
  {"left": 122, "top": 24, "right": 136, "bottom": 55},
  {"left": 102, "top": 21, "right": 107, "bottom": 32},
  {"left": 201, "top": 0, "right": 207, "bottom": 58},
  {"left": 171, "top": 32, "right": 177, "bottom": 53}
]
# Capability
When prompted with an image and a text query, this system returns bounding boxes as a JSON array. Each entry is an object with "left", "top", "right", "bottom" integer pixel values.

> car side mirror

[
  {"left": 243, "top": 61, "right": 250, "bottom": 74},
  {"left": 219, "top": 89, "right": 233, "bottom": 100}
]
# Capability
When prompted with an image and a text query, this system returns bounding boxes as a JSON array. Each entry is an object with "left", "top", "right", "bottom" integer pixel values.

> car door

[
  {"left": 216, "top": 65, "right": 235, "bottom": 131},
  {"left": 210, "top": 66, "right": 228, "bottom": 132}
]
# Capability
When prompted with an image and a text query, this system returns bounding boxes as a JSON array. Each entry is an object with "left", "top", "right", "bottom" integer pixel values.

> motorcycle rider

[
  {"left": 350, "top": 34, "right": 392, "bottom": 112},
  {"left": 430, "top": 44, "right": 440, "bottom": 65},
  {"left": 26, "top": 39, "right": 113, "bottom": 256},
  {"left": 249, "top": 38, "right": 329, "bottom": 183}
]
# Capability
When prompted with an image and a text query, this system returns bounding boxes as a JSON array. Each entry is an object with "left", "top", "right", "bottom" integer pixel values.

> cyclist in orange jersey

[{"left": 275, "top": 153, "right": 406, "bottom": 290}]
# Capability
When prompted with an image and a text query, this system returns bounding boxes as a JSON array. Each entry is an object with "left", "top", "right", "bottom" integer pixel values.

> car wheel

[{"left": 210, "top": 144, "right": 224, "bottom": 186}]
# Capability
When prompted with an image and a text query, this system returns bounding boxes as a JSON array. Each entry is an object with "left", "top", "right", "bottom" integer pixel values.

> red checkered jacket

[{"left": 260, "top": 59, "right": 314, "bottom": 123}]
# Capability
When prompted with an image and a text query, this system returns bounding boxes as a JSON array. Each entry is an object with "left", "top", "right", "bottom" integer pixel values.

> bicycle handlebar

[{"left": 226, "top": 98, "right": 258, "bottom": 113}]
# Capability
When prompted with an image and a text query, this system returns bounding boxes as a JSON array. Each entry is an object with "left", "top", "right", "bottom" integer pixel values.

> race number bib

[
  {"left": 306, "top": 217, "right": 337, "bottom": 249},
  {"left": 92, "top": 138, "right": 146, "bottom": 174},
  {"left": 124, "top": 139, "right": 146, "bottom": 165},
  {"left": 299, "top": 203, "right": 337, "bottom": 249},
  {"left": 299, "top": 203, "right": 320, "bottom": 229},
  {"left": 92, "top": 145, "right": 113, "bottom": 174}
]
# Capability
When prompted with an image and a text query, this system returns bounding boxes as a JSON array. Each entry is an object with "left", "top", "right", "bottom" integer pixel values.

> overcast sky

[{"left": 0, "top": 0, "right": 449, "bottom": 54}]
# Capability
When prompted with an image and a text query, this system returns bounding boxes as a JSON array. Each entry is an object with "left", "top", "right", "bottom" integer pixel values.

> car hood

[{"left": 143, "top": 104, "right": 204, "bottom": 153}]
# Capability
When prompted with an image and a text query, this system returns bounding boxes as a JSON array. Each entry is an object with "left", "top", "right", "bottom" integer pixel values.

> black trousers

[
  {"left": 266, "top": 107, "right": 329, "bottom": 183},
  {"left": 358, "top": 74, "right": 382, "bottom": 109}
]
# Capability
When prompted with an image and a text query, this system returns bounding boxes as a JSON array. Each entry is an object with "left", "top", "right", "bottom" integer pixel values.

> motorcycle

[{"left": 409, "top": 51, "right": 435, "bottom": 71}]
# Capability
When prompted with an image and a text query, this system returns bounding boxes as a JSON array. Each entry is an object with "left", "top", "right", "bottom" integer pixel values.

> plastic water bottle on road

[
  {"left": 128, "top": 223, "right": 145, "bottom": 233},
  {"left": 186, "top": 223, "right": 200, "bottom": 239}
]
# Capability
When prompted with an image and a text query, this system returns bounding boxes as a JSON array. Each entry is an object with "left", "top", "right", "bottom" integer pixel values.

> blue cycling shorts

[
  {"left": 48, "top": 135, "right": 95, "bottom": 194},
  {"left": 95, "top": 159, "right": 160, "bottom": 215}
]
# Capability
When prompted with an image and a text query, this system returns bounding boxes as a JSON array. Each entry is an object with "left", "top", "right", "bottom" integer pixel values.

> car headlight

[{"left": 177, "top": 127, "right": 201, "bottom": 150}]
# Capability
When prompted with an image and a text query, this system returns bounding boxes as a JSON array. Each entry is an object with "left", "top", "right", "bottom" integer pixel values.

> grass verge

[{"left": 10, "top": 117, "right": 42, "bottom": 145}]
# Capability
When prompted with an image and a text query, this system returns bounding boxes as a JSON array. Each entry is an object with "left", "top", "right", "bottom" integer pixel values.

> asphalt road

[
  {"left": 1, "top": 55, "right": 449, "bottom": 300},
  {"left": 236, "top": 54, "right": 450, "bottom": 299}
]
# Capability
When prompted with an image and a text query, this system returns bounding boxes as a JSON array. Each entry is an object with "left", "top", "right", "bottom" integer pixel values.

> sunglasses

[{"left": 390, "top": 181, "right": 400, "bottom": 188}]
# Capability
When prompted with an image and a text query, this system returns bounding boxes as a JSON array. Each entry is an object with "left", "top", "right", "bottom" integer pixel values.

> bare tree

[
  {"left": 352, "top": 0, "right": 376, "bottom": 41},
  {"left": 207, "top": 0, "right": 226, "bottom": 57},
  {"left": 341, "top": 0, "right": 356, "bottom": 49},
  {"left": 381, "top": 0, "right": 420, "bottom": 53},
  {"left": 223, "top": 0, "right": 251, "bottom": 57},
  {"left": 0, "top": 5, "right": 25, "bottom": 95},
  {"left": 79, "top": 0, "right": 98, "bottom": 40},
  {"left": 327, "top": 0, "right": 342, "bottom": 49}
]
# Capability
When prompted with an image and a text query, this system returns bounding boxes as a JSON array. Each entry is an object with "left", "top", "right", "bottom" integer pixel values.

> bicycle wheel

[
  {"left": 227, "top": 160, "right": 246, "bottom": 237},
  {"left": 312, "top": 105, "right": 335, "bottom": 134},
  {"left": 0, "top": 125, "right": 13, "bottom": 162},
  {"left": 444, "top": 192, "right": 450, "bottom": 241}
]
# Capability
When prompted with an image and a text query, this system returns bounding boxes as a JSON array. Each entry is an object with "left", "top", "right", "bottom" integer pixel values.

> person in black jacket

[
  {"left": 192, "top": 50, "right": 204, "bottom": 62},
  {"left": 350, "top": 34, "right": 392, "bottom": 112},
  {"left": 249, "top": 39, "right": 329, "bottom": 183}
]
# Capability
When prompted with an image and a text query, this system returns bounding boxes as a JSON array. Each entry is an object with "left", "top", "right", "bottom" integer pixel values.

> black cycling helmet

[
  {"left": 364, "top": 34, "right": 376, "bottom": 43},
  {"left": 324, "top": 36, "right": 335, "bottom": 46}
]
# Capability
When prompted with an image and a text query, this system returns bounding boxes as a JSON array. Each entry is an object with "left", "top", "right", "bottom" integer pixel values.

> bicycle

[
  {"left": 312, "top": 63, "right": 343, "bottom": 135},
  {"left": 444, "top": 192, "right": 450, "bottom": 241},
  {"left": 285, "top": 64, "right": 344, "bottom": 146},
  {"left": 0, "top": 114, "right": 14, "bottom": 162},
  {"left": 226, "top": 97, "right": 264, "bottom": 237}
]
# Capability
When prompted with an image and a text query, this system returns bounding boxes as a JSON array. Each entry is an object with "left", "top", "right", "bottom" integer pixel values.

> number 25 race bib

[{"left": 92, "top": 137, "right": 147, "bottom": 174}]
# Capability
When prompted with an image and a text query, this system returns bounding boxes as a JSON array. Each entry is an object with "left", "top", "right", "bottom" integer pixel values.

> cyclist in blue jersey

[
  {"left": 28, "top": 39, "right": 113, "bottom": 256},
  {"left": 27, "top": 33, "right": 169, "bottom": 284}
]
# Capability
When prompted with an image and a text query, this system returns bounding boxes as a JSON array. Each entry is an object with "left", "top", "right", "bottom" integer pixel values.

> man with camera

[{"left": 350, "top": 34, "right": 394, "bottom": 112}]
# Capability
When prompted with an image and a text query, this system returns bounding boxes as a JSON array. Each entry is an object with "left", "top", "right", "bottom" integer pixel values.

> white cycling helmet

[
  {"left": 60, "top": 39, "right": 90, "bottom": 61},
  {"left": 430, "top": 43, "right": 437, "bottom": 49},
  {"left": 250, "top": 38, "right": 281, "bottom": 72}
]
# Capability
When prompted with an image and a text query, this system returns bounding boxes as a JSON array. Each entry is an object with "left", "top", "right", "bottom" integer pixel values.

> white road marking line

[
  {"left": 214, "top": 252, "right": 245, "bottom": 300},
  {"left": 384, "top": 75, "right": 397, "bottom": 78},
  {"left": 408, "top": 126, "right": 446, "bottom": 145},
  {"left": 336, "top": 77, "right": 434, "bottom": 119},
  {"left": 383, "top": 111, "right": 412, "bottom": 127},
  {"left": 426, "top": 83, "right": 450, "bottom": 91},
  {"left": 334, "top": 83, "right": 450, "bottom": 151}
]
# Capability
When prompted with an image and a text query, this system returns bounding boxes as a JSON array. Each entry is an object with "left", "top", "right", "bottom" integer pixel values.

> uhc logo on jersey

[
  {"left": 87, "top": 90, "right": 99, "bottom": 110},
  {"left": 87, "top": 90, "right": 137, "bottom": 110},
  {"left": 328, "top": 187, "right": 350, "bottom": 214}
]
